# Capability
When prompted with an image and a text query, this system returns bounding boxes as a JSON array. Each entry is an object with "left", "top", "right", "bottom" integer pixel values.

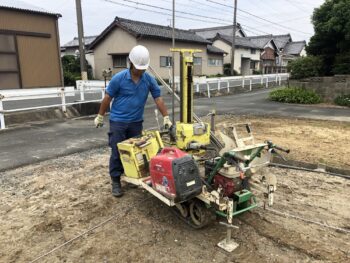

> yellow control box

[
  {"left": 118, "top": 131, "right": 164, "bottom": 178},
  {"left": 175, "top": 121, "right": 211, "bottom": 150}
]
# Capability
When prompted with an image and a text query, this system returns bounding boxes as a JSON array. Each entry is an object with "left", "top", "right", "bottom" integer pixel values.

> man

[{"left": 94, "top": 45, "right": 172, "bottom": 197}]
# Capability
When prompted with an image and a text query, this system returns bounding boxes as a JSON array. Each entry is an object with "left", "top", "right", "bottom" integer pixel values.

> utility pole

[
  {"left": 230, "top": 0, "right": 237, "bottom": 76},
  {"left": 171, "top": 0, "right": 175, "bottom": 125},
  {"left": 75, "top": 0, "right": 87, "bottom": 80}
]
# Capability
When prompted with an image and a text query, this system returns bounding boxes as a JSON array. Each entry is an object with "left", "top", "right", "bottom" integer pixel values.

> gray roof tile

[
  {"left": 273, "top": 35, "right": 292, "bottom": 49},
  {"left": 191, "top": 24, "right": 245, "bottom": 39},
  {"left": 116, "top": 17, "right": 210, "bottom": 44},
  {"left": 89, "top": 17, "right": 210, "bottom": 50},
  {"left": 246, "top": 34, "right": 292, "bottom": 50},
  {"left": 246, "top": 35, "right": 273, "bottom": 49},
  {"left": 283, "top": 41, "right": 306, "bottom": 55},
  {"left": 63, "top": 36, "right": 98, "bottom": 48},
  {"left": 214, "top": 34, "right": 260, "bottom": 49},
  {"left": 207, "top": 45, "right": 227, "bottom": 54},
  {"left": 0, "top": 0, "right": 61, "bottom": 17}
]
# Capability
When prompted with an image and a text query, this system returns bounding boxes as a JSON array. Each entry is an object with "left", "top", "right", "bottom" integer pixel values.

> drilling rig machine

[{"left": 119, "top": 49, "right": 289, "bottom": 252}]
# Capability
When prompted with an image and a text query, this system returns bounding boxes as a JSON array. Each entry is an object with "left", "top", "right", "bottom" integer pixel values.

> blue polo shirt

[{"left": 106, "top": 69, "right": 161, "bottom": 122}]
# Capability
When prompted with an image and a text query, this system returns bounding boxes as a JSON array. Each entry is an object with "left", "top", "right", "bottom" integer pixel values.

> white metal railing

[
  {"left": 0, "top": 73, "right": 288, "bottom": 130},
  {"left": 0, "top": 84, "right": 105, "bottom": 130},
  {"left": 193, "top": 73, "right": 289, "bottom": 98}
]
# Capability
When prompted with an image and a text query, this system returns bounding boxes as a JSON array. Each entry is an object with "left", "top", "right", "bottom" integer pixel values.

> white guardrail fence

[{"left": 0, "top": 73, "right": 288, "bottom": 129}]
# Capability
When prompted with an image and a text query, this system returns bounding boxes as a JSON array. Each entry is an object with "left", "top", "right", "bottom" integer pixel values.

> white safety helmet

[{"left": 129, "top": 45, "right": 150, "bottom": 70}]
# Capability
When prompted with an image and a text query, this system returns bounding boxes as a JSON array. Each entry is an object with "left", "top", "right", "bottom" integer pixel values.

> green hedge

[
  {"left": 269, "top": 87, "right": 322, "bottom": 104},
  {"left": 287, "top": 56, "right": 322, "bottom": 79},
  {"left": 334, "top": 94, "right": 350, "bottom": 107}
]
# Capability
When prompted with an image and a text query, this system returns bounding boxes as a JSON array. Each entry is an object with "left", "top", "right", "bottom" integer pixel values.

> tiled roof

[
  {"left": 207, "top": 45, "right": 227, "bottom": 54},
  {"left": 116, "top": 17, "right": 210, "bottom": 43},
  {"left": 191, "top": 24, "right": 246, "bottom": 39},
  {"left": 89, "top": 17, "right": 210, "bottom": 49},
  {"left": 246, "top": 34, "right": 292, "bottom": 50},
  {"left": 272, "top": 34, "right": 292, "bottom": 49},
  {"left": 63, "top": 36, "right": 98, "bottom": 48},
  {"left": 0, "top": 0, "right": 61, "bottom": 17},
  {"left": 214, "top": 34, "right": 260, "bottom": 49},
  {"left": 283, "top": 41, "right": 306, "bottom": 55},
  {"left": 246, "top": 35, "right": 274, "bottom": 49}
]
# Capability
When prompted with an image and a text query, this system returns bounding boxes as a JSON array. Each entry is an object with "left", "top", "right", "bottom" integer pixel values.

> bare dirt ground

[
  {"left": 213, "top": 115, "right": 350, "bottom": 170},
  {"left": 0, "top": 116, "right": 349, "bottom": 263}
]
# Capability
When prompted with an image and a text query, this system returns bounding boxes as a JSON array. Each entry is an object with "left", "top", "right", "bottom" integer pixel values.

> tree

[
  {"left": 306, "top": 0, "right": 350, "bottom": 75},
  {"left": 61, "top": 55, "right": 93, "bottom": 86}
]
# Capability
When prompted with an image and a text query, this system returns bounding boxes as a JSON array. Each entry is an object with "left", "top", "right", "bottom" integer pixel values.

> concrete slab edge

[{"left": 272, "top": 156, "right": 350, "bottom": 176}]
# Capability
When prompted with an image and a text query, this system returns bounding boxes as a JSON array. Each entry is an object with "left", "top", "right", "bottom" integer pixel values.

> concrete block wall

[{"left": 290, "top": 75, "right": 350, "bottom": 102}]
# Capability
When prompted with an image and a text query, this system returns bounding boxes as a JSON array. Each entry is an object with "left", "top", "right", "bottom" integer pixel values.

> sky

[{"left": 19, "top": 0, "right": 325, "bottom": 45}]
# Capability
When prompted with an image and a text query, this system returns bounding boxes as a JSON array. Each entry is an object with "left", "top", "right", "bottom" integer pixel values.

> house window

[
  {"left": 160, "top": 56, "right": 172, "bottom": 67},
  {"left": 251, "top": 49, "right": 256, "bottom": 54},
  {"left": 208, "top": 58, "right": 223, "bottom": 66},
  {"left": 193, "top": 57, "right": 202, "bottom": 65},
  {"left": 0, "top": 34, "right": 20, "bottom": 89},
  {"left": 112, "top": 54, "right": 128, "bottom": 68},
  {"left": 250, "top": 61, "right": 256, "bottom": 69},
  {"left": 275, "top": 57, "right": 280, "bottom": 65}
]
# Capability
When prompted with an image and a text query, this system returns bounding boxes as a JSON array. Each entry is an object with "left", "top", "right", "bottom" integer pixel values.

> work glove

[
  {"left": 163, "top": 116, "right": 172, "bottom": 129},
  {"left": 94, "top": 114, "right": 104, "bottom": 128}
]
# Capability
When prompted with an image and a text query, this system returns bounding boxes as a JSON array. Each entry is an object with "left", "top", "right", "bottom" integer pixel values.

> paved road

[
  {"left": 195, "top": 89, "right": 350, "bottom": 122},
  {"left": 0, "top": 88, "right": 349, "bottom": 172},
  {"left": 3, "top": 75, "right": 282, "bottom": 110}
]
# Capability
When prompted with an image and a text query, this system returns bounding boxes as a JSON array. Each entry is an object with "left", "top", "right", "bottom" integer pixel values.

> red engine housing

[
  {"left": 213, "top": 174, "right": 242, "bottom": 197},
  {"left": 150, "top": 147, "right": 202, "bottom": 202}
]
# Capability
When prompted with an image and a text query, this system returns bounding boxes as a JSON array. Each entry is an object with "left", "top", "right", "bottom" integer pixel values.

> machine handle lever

[
  {"left": 265, "top": 141, "right": 290, "bottom": 153},
  {"left": 274, "top": 145, "right": 290, "bottom": 154}
]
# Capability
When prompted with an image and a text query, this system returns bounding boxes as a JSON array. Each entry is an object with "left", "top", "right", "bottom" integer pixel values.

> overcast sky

[{"left": 21, "top": 0, "right": 325, "bottom": 45}]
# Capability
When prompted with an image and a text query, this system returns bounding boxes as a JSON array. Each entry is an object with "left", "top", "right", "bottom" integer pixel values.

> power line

[
  {"left": 189, "top": 0, "right": 232, "bottom": 14},
  {"left": 102, "top": 0, "right": 229, "bottom": 25},
  {"left": 108, "top": 0, "right": 233, "bottom": 24},
  {"left": 237, "top": 21, "right": 270, "bottom": 35},
  {"left": 164, "top": 0, "right": 270, "bottom": 35},
  {"left": 282, "top": 0, "right": 309, "bottom": 13},
  {"left": 162, "top": 0, "right": 226, "bottom": 16},
  {"left": 185, "top": 0, "right": 308, "bottom": 36},
  {"left": 206, "top": 0, "right": 312, "bottom": 36},
  {"left": 103, "top": 0, "right": 272, "bottom": 35},
  {"left": 252, "top": 16, "right": 310, "bottom": 30},
  {"left": 169, "top": 0, "right": 270, "bottom": 35}
]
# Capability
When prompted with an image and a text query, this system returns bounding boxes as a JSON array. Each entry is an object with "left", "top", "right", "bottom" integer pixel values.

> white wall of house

[
  {"left": 266, "top": 41, "right": 275, "bottom": 49},
  {"left": 86, "top": 53, "right": 95, "bottom": 78},
  {"left": 139, "top": 39, "right": 223, "bottom": 77},
  {"left": 61, "top": 47, "right": 78, "bottom": 56},
  {"left": 212, "top": 39, "right": 260, "bottom": 75},
  {"left": 203, "top": 53, "right": 224, "bottom": 76},
  {"left": 92, "top": 27, "right": 223, "bottom": 79},
  {"left": 93, "top": 27, "right": 137, "bottom": 79},
  {"left": 300, "top": 47, "right": 307, "bottom": 57}
]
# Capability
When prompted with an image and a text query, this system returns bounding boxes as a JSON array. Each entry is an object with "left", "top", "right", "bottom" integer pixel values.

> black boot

[{"left": 111, "top": 177, "right": 123, "bottom": 197}]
